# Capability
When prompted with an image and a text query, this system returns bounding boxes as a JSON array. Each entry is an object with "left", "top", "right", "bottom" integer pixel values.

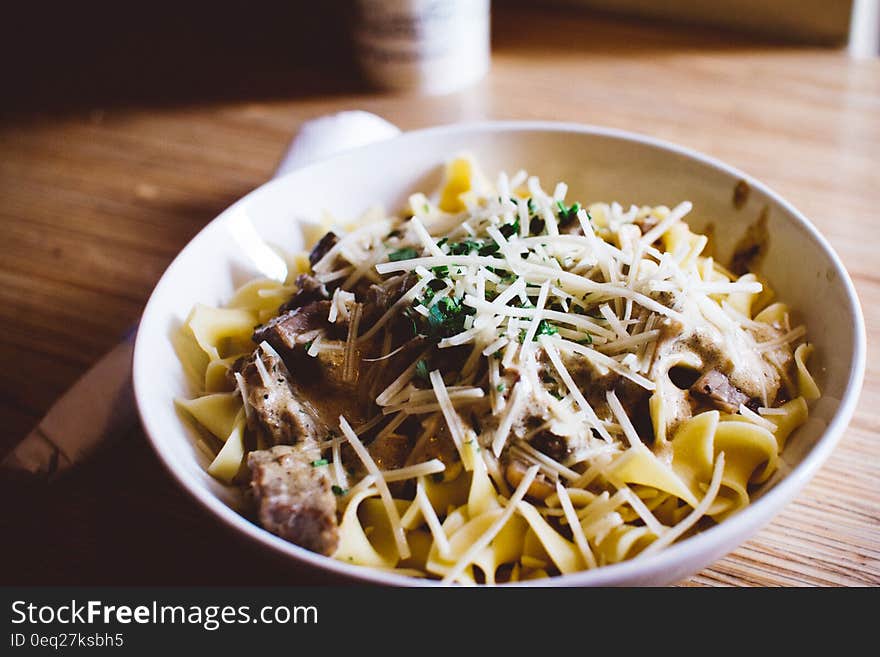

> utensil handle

[{"left": 2, "top": 334, "right": 136, "bottom": 478}]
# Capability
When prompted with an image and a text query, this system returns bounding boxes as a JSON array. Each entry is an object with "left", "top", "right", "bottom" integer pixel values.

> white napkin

[{"left": 2, "top": 111, "right": 401, "bottom": 479}]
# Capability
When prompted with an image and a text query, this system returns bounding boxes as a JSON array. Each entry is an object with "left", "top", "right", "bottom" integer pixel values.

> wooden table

[{"left": 2, "top": 8, "right": 877, "bottom": 586}]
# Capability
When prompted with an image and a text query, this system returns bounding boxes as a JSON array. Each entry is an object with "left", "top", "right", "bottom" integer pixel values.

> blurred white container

[
  {"left": 353, "top": 0, "right": 491, "bottom": 94},
  {"left": 849, "top": 0, "right": 880, "bottom": 58}
]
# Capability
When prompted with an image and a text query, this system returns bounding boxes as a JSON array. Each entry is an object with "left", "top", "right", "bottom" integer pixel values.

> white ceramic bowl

[{"left": 133, "top": 122, "right": 865, "bottom": 586}]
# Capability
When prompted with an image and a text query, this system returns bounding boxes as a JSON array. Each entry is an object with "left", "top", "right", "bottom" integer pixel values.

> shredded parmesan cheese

[
  {"left": 429, "top": 369, "right": 468, "bottom": 463},
  {"left": 338, "top": 416, "right": 410, "bottom": 560}
]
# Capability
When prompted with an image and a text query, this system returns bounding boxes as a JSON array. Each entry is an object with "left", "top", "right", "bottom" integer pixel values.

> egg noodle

[{"left": 175, "top": 156, "right": 819, "bottom": 584}]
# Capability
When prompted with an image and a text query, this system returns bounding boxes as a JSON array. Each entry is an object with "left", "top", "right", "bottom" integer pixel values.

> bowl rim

[{"left": 133, "top": 120, "right": 866, "bottom": 586}]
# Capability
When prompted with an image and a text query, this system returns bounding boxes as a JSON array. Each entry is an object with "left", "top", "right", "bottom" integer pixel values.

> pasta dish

[{"left": 175, "top": 157, "right": 819, "bottom": 583}]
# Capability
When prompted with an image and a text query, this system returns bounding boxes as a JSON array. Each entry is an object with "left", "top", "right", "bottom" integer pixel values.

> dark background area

[
  {"left": 0, "top": 1, "right": 359, "bottom": 584},
  {"left": 2, "top": 0, "right": 846, "bottom": 120},
  {"left": 2, "top": 436, "right": 340, "bottom": 585},
  {"left": 1, "top": 2, "right": 359, "bottom": 118}
]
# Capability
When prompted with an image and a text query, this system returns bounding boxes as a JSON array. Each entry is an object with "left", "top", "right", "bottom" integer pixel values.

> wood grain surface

[{"left": 1, "top": 7, "right": 877, "bottom": 587}]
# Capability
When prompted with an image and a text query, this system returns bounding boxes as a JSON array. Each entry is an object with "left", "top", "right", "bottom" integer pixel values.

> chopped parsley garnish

[
  {"left": 311, "top": 459, "right": 328, "bottom": 467},
  {"left": 331, "top": 485, "right": 348, "bottom": 496},
  {"left": 578, "top": 334, "right": 594, "bottom": 345},
  {"left": 529, "top": 215, "right": 545, "bottom": 235},
  {"left": 427, "top": 278, "right": 447, "bottom": 292},
  {"left": 499, "top": 219, "right": 519, "bottom": 238},
  {"left": 303, "top": 340, "right": 313, "bottom": 352},
  {"left": 402, "top": 306, "right": 420, "bottom": 336},
  {"left": 448, "top": 239, "right": 482, "bottom": 255},
  {"left": 420, "top": 279, "right": 448, "bottom": 307},
  {"left": 556, "top": 200, "right": 582, "bottom": 226},
  {"left": 414, "top": 359, "right": 430, "bottom": 382},
  {"left": 478, "top": 241, "right": 500, "bottom": 256},
  {"left": 445, "top": 238, "right": 501, "bottom": 257},
  {"left": 389, "top": 247, "right": 419, "bottom": 262},
  {"left": 487, "top": 266, "right": 516, "bottom": 282},
  {"left": 431, "top": 265, "right": 449, "bottom": 278},
  {"left": 496, "top": 383, "right": 506, "bottom": 392},
  {"left": 518, "top": 320, "right": 558, "bottom": 342},
  {"left": 426, "top": 295, "right": 475, "bottom": 339},
  {"left": 536, "top": 319, "right": 559, "bottom": 337}
]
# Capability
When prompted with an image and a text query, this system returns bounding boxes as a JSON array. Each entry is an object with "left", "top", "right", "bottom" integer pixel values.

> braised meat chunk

[
  {"left": 248, "top": 446, "right": 339, "bottom": 555},
  {"left": 363, "top": 272, "right": 417, "bottom": 322},
  {"left": 279, "top": 274, "right": 329, "bottom": 313},
  {"left": 233, "top": 346, "right": 327, "bottom": 447},
  {"left": 691, "top": 369, "right": 750, "bottom": 413},
  {"left": 253, "top": 300, "right": 331, "bottom": 352},
  {"left": 309, "top": 231, "right": 338, "bottom": 267}
]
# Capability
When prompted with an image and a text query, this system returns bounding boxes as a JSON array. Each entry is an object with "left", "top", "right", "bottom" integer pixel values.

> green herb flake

[
  {"left": 415, "top": 359, "right": 430, "bottom": 382},
  {"left": 478, "top": 241, "right": 500, "bottom": 257},
  {"left": 331, "top": 485, "right": 348, "bottom": 496},
  {"left": 499, "top": 219, "right": 520, "bottom": 239},
  {"left": 556, "top": 200, "right": 583, "bottom": 226},
  {"left": 311, "top": 459, "right": 329, "bottom": 467},
  {"left": 402, "top": 306, "right": 421, "bottom": 337},
  {"left": 496, "top": 383, "right": 505, "bottom": 392},
  {"left": 536, "top": 320, "right": 559, "bottom": 337},
  {"left": 431, "top": 265, "right": 449, "bottom": 278},
  {"left": 519, "top": 320, "right": 558, "bottom": 343},
  {"left": 389, "top": 247, "right": 419, "bottom": 262},
  {"left": 426, "top": 295, "right": 476, "bottom": 340},
  {"left": 578, "top": 334, "right": 594, "bottom": 345},
  {"left": 448, "top": 239, "right": 483, "bottom": 255},
  {"left": 427, "top": 278, "right": 447, "bottom": 293},
  {"left": 529, "top": 216, "right": 545, "bottom": 235},
  {"left": 487, "top": 266, "right": 516, "bottom": 283}
]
